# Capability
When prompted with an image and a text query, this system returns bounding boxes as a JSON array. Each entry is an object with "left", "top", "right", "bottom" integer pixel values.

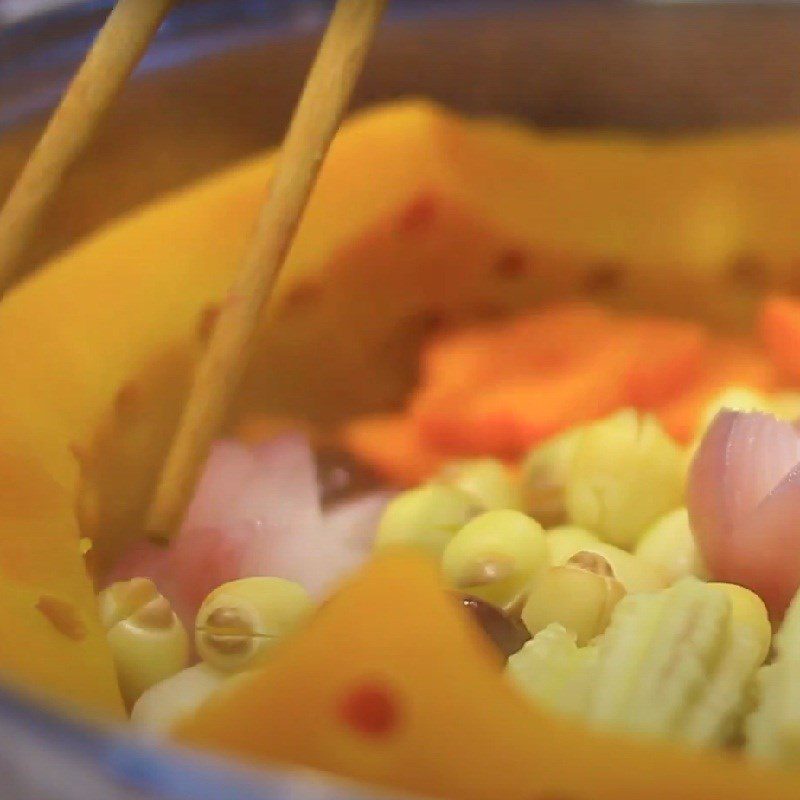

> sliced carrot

[
  {"left": 657, "top": 338, "right": 778, "bottom": 443},
  {"left": 465, "top": 363, "right": 628, "bottom": 455},
  {"left": 407, "top": 385, "right": 463, "bottom": 452},
  {"left": 415, "top": 339, "right": 631, "bottom": 457},
  {"left": 485, "top": 302, "right": 615, "bottom": 378},
  {"left": 758, "top": 295, "right": 800, "bottom": 382},
  {"left": 340, "top": 413, "right": 448, "bottom": 487},
  {"left": 621, "top": 316, "right": 709, "bottom": 409},
  {"left": 418, "top": 302, "right": 613, "bottom": 390},
  {"left": 413, "top": 304, "right": 624, "bottom": 456},
  {"left": 345, "top": 305, "right": 770, "bottom": 472},
  {"left": 419, "top": 325, "right": 500, "bottom": 394}
]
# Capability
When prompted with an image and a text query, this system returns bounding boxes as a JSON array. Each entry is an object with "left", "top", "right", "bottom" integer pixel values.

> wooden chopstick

[
  {"left": 0, "top": 0, "right": 178, "bottom": 294},
  {"left": 145, "top": 0, "right": 387, "bottom": 539}
]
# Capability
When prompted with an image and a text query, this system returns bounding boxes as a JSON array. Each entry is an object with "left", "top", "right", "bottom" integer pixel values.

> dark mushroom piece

[
  {"left": 456, "top": 594, "right": 530, "bottom": 661},
  {"left": 315, "top": 445, "right": 384, "bottom": 509}
]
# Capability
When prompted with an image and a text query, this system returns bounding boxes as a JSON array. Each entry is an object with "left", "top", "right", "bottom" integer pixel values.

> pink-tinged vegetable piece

[
  {"left": 292, "top": 490, "right": 393, "bottom": 595},
  {"left": 104, "top": 540, "right": 172, "bottom": 602},
  {"left": 105, "top": 434, "right": 391, "bottom": 625},
  {"left": 688, "top": 410, "right": 800, "bottom": 618}
]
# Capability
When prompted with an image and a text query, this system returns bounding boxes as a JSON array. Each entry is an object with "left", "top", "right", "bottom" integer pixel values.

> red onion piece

[
  {"left": 686, "top": 410, "right": 736, "bottom": 548},
  {"left": 106, "top": 434, "right": 390, "bottom": 625},
  {"left": 323, "top": 492, "right": 393, "bottom": 551},
  {"left": 733, "top": 462, "right": 800, "bottom": 616},
  {"left": 103, "top": 539, "right": 189, "bottom": 628},
  {"left": 180, "top": 441, "right": 263, "bottom": 531},
  {"left": 688, "top": 410, "right": 800, "bottom": 618},
  {"left": 104, "top": 539, "right": 172, "bottom": 591},
  {"left": 295, "top": 491, "right": 393, "bottom": 596}
]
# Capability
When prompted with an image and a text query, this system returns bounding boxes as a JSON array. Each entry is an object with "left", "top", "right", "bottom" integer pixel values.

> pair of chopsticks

[{"left": 0, "top": 0, "right": 387, "bottom": 538}]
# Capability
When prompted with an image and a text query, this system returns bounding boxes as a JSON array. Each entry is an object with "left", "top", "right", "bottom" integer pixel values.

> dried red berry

[
  {"left": 397, "top": 193, "right": 438, "bottom": 233},
  {"left": 338, "top": 680, "right": 401, "bottom": 737}
]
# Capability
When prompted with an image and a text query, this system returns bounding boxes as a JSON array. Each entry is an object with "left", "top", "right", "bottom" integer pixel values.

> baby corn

[
  {"left": 509, "top": 578, "right": 768, "bottom": 748},
  {"left": 507, "top": 624, "right": 598, "bottom": 718},
  {"left": 747, "top": 587, "right": 800, "bottom": 764},
  {"left": 521, "top": 553, "right": 625, "bottom": 646}
]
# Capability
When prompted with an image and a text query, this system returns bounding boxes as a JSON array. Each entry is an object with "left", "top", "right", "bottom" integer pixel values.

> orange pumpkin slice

[
  {"left": 3, "top": 98, "right": 800, "bottom": 725},
  {"left": 0, "top": 576, "right": 122, "bottom": 718},
  {"left": 178, "top": 553, "right": 800, "bottom": 800}
]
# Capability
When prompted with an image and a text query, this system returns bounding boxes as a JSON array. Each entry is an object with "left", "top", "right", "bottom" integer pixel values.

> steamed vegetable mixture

[
  {"left": 100, "top": 291, "right": 800, "bottom": 768},
  {"left": 16, "top": 100, "right": 800, "bottom": 797}
]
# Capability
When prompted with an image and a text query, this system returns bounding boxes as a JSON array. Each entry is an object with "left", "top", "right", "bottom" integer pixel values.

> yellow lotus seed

[
  {"left": 375, "top": 484, "right": 479, "bottom": 558},
  {"left": 520, "top": 427, "right": 585, "bottom": 527},
  {"left": 131, "top": 663, "right": 232, "bottom": 735},
  {"left": 441, "top": 509, "right": 548, "bottom": 610},
  {"left": 98, "top": 579, "right": 189, "bottom": 706},
  {"left": 522, "top": 555, "right": 625, "bottom": 646},
  {"left": 195, "top": 577, "right": 313, "bottom": 673},
  {"left": 546, "top": 526, "right": 601, "bottom": 566},
  {"left": 436, "top": 458, "right": 523, "bottom": 512},
  {"left": 544, "top": 533, "right": 663, "bottom": 594},
  {"left": 564, "top": 409, "right": 684, "bottom": 548},
  {"left": 635, "top": 508, "right": 706, "bottom": 585}
]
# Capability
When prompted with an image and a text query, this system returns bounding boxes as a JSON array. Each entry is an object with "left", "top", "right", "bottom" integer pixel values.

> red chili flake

[
  {"left": 467, "top": 301, "right": 506, "bottom": 321},
  {"left": 282, "top": 280, "right": 323, "bottom": 313},
  {"left": 338, "top": 681, "right": 401, "bottom": 738},
  {"left": 397, "top": 193, "right": 438, "bottom": 233},
  {"left": 410, "top": 308, "right": 448, "bottom": 338},
  {"left": 583, "top": 261, "right": 623, "bottom": 295},
  {"left": 198, "top": 303, "right": 221, "bottom": 342},
  {"left": 727, "top": 252, "right": 766, "bottom": 290},
  {"left": 530, "top": 796, "right": 576, "bottom": 800},
  {"left": 69, "top": 441, "right": 91, "bottom": 468},
  {"left": 494, "top": 248, "right": 528, "bottom": 279},
  {"left": 113, "top": 381, "right": 139, "bottom": 419},
  {"left": 36, "top": 595, "right": 87, "bottom": 641},
  {"left": 375, "top": 308, "right": 448, "bottom": 361}
]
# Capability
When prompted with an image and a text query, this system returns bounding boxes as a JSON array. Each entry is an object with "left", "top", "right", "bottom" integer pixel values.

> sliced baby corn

[
  {"left": 746, "top": 664, "right": 782, "bottom": 762},
  {"left": 681, "top": 584, "right": 770, "bottom": 747},
  {"left": 506, "top": 623, "right": 598, "bottom": 718},
  {"left": 586, "top": 579, "right": 726, "bottom": 736},
  {"left": 746, "top": 587, "right": 800, "bottom": 765},
  {"left": 509, "top": 578, "right": 768, "bottom": 749}
]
